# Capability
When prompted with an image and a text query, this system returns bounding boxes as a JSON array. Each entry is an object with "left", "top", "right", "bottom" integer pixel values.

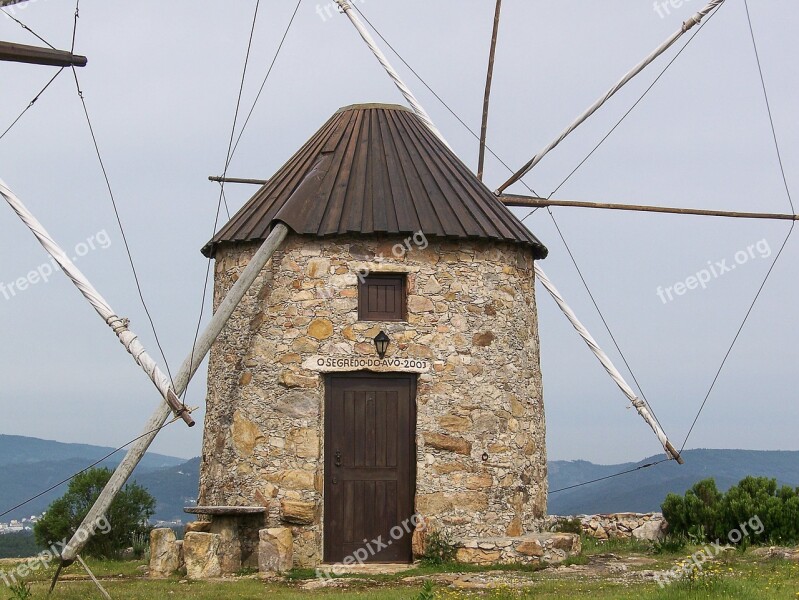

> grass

[{"left": 1, "top": 541, "right": 797, "bottom": 599}]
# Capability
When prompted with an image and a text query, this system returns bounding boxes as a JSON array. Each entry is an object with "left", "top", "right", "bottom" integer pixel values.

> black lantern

[{"left": 374, "top": 331, "right": 390, "bottom": 359}]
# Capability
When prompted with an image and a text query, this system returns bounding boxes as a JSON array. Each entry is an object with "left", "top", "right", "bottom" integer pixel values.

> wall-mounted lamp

[{"left": 374, "top": 331, "right": 390, "bottom": 359}]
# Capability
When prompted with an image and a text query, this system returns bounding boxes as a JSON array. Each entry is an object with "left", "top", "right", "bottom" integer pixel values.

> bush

[
  {"left": 420, "top": 531, "right": 457, "bottom": 565},
  {"left": 662, "top": 476, "right": 799, "bottom": 545},
  {"left": 34, "top": 467, "right": 156, "bottom": 559},
  {"left": 552, "top": 517, "right": 583, "bottom": 534}
]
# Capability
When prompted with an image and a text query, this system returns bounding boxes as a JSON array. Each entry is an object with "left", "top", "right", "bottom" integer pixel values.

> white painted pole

[
  {"left": 495, "top": 0, "right": 725, "bottom": 194},
  {"left": 58, "top": 222, "right": 289, "bottom": 565},
  {"left": 0, "top": 179, "right": 193, "bottom": 426},
  {"left": 534, "top": 264, "right": 683, "bottom": 463},
  {"left": 333, "top": 0, "right": 452, "bottom": 151}
]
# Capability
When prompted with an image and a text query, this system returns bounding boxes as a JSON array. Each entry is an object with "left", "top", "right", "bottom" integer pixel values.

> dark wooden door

[{"left": 324, "top": 373, "right": 416, "bottom": 563}]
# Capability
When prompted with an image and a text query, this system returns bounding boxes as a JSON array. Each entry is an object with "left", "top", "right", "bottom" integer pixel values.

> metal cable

[
  {"left": 550, "top": 459, "right": 669, "bottom": 495},
  {"left": 680, "top": 221, "right": 795, "bottom": 452},
  {"left": 0, "top": 417, "right": 181, "bottom": 520},
  {"left": 0, "top": 67, "right": 64, "bottom": 142},
  {"left": 1, "top": 6, "right": 56, "bottom": 49},
  {"left": 350, "top": 3, "right": 541, "bottom": 198},
  {"left": 184, "top": 0, "right": 269, "bottom": 401},
  {"left": 680, "top": 2, "right": 796, "bottom": 452},
  {"left": 228, "top": 0, "right": 303, "bottom": 165},
  {"left": 68, "top": 4, "right": 176, "bottom": 390},
  {"left": 545, "top": 207, "right": 667, "bottom": 434},
  {"left": 744, "top": 0, "right": 794, "bottom": 214},
  {"left": 516, "top": 1, "right": 723, "bottom": 226}
]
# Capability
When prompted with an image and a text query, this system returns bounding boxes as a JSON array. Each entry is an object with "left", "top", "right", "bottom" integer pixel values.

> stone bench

[{"left": 182, "top": 506, "right": 268, "bottom": 576}]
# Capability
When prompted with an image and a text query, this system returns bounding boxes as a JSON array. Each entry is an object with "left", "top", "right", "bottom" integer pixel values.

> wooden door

[{"left": 324, "top": 373, "right": 416, "bottom": 563}]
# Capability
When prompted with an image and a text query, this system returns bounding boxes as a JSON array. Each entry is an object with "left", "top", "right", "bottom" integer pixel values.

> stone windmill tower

[{"left": 195, "top": 102, "right": 550, "bottom": 569}]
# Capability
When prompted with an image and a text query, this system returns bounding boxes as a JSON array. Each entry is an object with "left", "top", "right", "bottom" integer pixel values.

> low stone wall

[
  {"left": 540, "top": 513, "right": 667, "bottom": 541},
  {"left": 454, "top": 533, "right": 581, "bottom": 565}
]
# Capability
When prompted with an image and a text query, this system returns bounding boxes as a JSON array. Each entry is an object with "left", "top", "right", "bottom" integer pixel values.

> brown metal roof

[{"left": 202, "top": 103, "right": 547, "bottom": 259}]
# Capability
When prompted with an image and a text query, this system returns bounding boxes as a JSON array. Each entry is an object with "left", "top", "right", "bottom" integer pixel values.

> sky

[{"left": 0, "top": 1, "right": 797, "bottom": 466}]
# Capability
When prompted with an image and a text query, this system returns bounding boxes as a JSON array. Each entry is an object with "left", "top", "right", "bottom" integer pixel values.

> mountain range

[{"left": 2, "top": 435, "right": 798, "bottom": 522}]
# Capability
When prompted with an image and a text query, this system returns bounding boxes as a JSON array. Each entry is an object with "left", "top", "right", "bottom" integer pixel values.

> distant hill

[
  {"left": 0, "top": 435, "right": 191, "bottom": 522},
  {"left": 548, "top": 449, "right": 799, "bottom": 515},
  {"left": 3, "top": 437, "right": 798, "bottom": 525},
  {"left": 0, "top": 435, "right": 184, "bottom": 470}
]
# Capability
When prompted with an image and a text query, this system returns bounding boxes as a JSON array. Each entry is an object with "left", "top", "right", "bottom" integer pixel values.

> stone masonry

[{"left": 199, "top": 233, "right": 546, "bottom": 567}]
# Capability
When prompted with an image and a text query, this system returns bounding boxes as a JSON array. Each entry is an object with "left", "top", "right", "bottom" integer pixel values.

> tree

[{"left": 34, "top": 467, "right": 156, "bottom": 559}]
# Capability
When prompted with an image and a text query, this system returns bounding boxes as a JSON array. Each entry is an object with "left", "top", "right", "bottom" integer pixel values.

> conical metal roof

[{"left": 202, "top": 103, "right": 547, "bottom": 258}]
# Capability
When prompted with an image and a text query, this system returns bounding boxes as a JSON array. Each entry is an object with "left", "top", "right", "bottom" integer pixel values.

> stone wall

[
  {"left": 541, "top": 513, "right": 667, "bottom": 541},
  {"left": 199, "top": 234, "right": 546, "bottom": 566}
]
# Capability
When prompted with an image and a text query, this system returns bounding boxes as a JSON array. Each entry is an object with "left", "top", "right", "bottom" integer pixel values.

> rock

[
  {"left": 408, "top": 295, "right": 434, "bottom": 313},
  {"left": 455, "top": 548, "right": 502, "bottom": 565},
  {"left": 633, "top": 520, "right": 665, "bottom": 542},
  {"left": 150, "top": 528, "right": 180, "bottom": 578},
  {"left": 183, "top": 532, "right": 222, "bottom": 580},
  {"left": 281, "top": 500, "right": 317, "bottom": 525},
  {"left": 259, "top": 528, "right": 293, "bottom": 574},
  {"left": 515, "top": 539, "right": 544, "bottom": 557},
  {"left": 239, "top": 372, "right": 253, "bottom": 386},
  {"left": 550, "top": 533, "right": 580, "bottom": 552},
  {"left": 231, "top": 410, "right": 261, "bottom": 457},
  {"left": 291, "top": 336, "right": 319, "bottom": 353},
  {"left": 424, "top": 432, "right": 472, "bottom": 455},
  {"left": 287, "top": 427, "right": 319, "bottom": 459},
  {"left": 437, "top": 415, "right": 471, "bottom": 433},
  {"left": 466, "top": 473, "right": 493, "bottom": 490},
  {"left": 279, "top": 371, "right": 318, "bottom": 388},
  {"left": 308, "top": 318, "right": 334, "bottom": 340},
  {"left": 411, "top": 516, "right": 430, "bottom": 557},
  {"left": 275, "top": 392, "right": 319, "bottom": 418},
  {"left": 306, "top": 257, "right": 330, "bottom": 278},
  {"left": 184, "top": 521, "right": 212, "bottom": 534},
  {"left": 472, "top": 331, "right": 496, "bottom": 347},
  {"left": 417, "top": 491, "right": 488, "bottom": 513},
  {"left": 505, "top": 516, "right": 523, "bottom": 537},
  {"left": 270, "top": 469, "right": 315, "bottom": 490}
]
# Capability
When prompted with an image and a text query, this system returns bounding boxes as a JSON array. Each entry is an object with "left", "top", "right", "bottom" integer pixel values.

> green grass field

[{"left": 2, "top": 540, "right": 798, "bottom": 599}]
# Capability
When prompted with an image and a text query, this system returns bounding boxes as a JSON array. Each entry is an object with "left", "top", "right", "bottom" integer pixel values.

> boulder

[
  {"left": 455, "top": 548, "right": 502, "bottom": 564},
  {"left": 185, "top": 521, "right": 212, "bottom": 534},
  {"left": 149, "top": 528, "right": 180, "bottom": 578},
  {"left": 259, "top": 527, "right": 293, "bottom": 574},
  {"left": 281, "top": 500, "right": 316, "bottom": 525},
  {"left": 183, "top": 532, "right": 222, "bottom": 579},
  {"left": 633, "top": 520, "right": 665, "bottom": 542}
]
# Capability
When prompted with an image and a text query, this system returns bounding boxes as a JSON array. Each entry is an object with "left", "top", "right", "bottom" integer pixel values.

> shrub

[
  {"left": 413, "top": 580, "right": 435, "bottom": 600},
  {"left": 420, "top": 531, "right": 457, "bottom": 565},
  {"left": 553, "top": 517, "right": 583, "bottom": 534},
  {"left": 5, "top": 581, "right": 32, "bottom": 600},
  {"left": 34, "top": 467, "right": 156, "bottom": 559},
  {"left": 662, "top": 476, "right": 799, "bottom": 545}
]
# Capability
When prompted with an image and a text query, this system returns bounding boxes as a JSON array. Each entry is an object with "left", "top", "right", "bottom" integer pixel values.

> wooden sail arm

[
  {"left": 500, "top": 194, "right": 799, "bottom": 221},
  {"left": 0, "top": 41, "right": 87, "bottom": 67}
]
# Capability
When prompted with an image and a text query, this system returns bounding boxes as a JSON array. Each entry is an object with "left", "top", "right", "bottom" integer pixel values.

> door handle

[
  {"left": 332, "top": 477, "right": 338, "bottom": 485},
  {"left": 335, "top": 450, "right": 342, "bottom": 467}
]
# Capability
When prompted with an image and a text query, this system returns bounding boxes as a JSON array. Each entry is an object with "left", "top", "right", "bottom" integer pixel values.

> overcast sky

[{"left": 1, "top": 1, "right": 796, "bottom": 466}]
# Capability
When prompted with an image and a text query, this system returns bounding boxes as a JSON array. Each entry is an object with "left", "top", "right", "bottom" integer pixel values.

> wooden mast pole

[
  {"left": 500, "top": 194, "right": 799, "bottom": 221},
  {"left": 0, "top": 40, "right": 87, "bottom": 67},
  {"left": 477, "top": 0, "right": 502, "bottom": 181}
]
